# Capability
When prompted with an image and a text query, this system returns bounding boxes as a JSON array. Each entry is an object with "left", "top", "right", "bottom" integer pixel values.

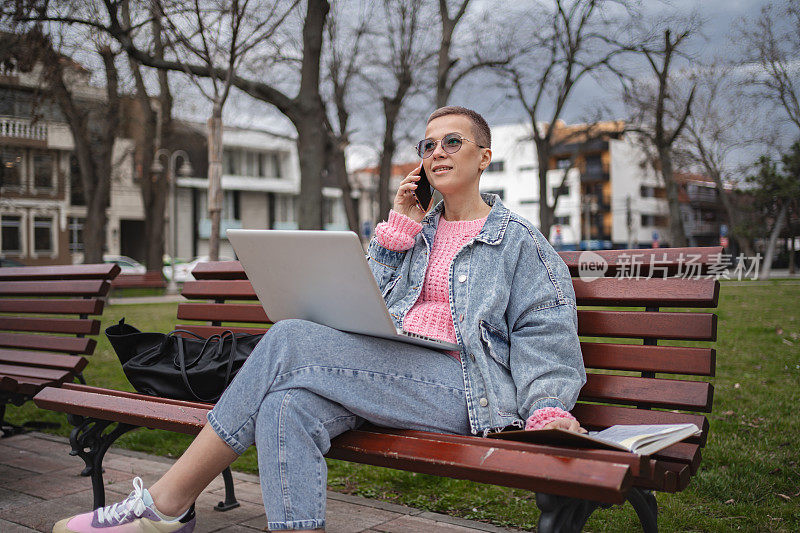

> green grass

[{"left": 5, "top": 285, "right": 800, "bottom": 531}]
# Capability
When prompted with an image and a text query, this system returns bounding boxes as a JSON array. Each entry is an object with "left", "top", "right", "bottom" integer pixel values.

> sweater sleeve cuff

[
  {"left": 524, "top": 407, "right": 577, "bottom": 431},
  {"left": 375, "top": 210, "right": 423, "bottom": 251}
]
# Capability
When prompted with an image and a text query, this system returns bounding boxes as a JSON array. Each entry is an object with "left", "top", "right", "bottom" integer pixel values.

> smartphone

[{"left": 414, "top": 164, "right": 434, "bottom": 211}]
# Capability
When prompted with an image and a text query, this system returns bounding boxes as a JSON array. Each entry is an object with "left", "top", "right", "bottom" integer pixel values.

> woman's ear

[{"left": 478, "top": 148, "right": 492, "bottom": 172}]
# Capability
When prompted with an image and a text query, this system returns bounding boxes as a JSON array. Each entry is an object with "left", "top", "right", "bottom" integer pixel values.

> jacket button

[
  {"left": 479, "top": 397, "right": 488, "bottom": 407},
  {"left": 458, "top": 274, "right": 467, "bottom": 283},
  {"left": 470, "top": 353, "right": 476, "bottom": 362}
]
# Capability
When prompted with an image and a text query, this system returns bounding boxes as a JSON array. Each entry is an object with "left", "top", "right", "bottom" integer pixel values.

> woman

[{"left": 54, "top": 106, "right": 586, "bottom": 533}]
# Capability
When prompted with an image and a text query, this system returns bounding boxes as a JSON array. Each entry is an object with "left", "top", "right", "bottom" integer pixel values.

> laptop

[{"left": 226, "top": 229, "right": 461, "bottom": 351}]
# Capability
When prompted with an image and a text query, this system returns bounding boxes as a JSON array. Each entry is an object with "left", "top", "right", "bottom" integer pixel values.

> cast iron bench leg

[
  {"left": 67, "top": 416, "right": 240, "bottom": 512},
  {"left": 68, "top": 415, "right": 138, "bottom": 508},
  {"left": 214, "top": 467, "right": 240, "bottom": 511},
  {"left": 536, "top": 488, "right": 658, "bottom": 533}
]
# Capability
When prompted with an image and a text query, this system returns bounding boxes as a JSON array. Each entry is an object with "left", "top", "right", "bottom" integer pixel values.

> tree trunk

[
  {"left": 377, "top": 97, "right": 403, "bottom": 225},
  {"left": 659, "top": 146, "right": 688, "bottom": 247},
  {"left": 328, "top": 141, "right": 359, "bottom": 233},
  {"left": 436, "top": 17, "right": 455, "bottom": 108},
  {"left": 536, "top": 139, "right": 554, "bottom": 240},
  {"left": 707, "top": 165, "right": 754, "bottom": 257},
  {"left": 207, "top": 105, "right": 223, "bottom": 260},
  {"left": 760, "top": 202, "right": 789, "bottom": 280},
  {"left": 293, "top": 0, "right": 329, "bottom": 230},
  {"left": 296, "top": 120, "right": 326, "bottom": 229}
]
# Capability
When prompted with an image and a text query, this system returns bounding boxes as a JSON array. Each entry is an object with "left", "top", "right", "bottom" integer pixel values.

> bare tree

[
  {"left": 121, "top": 0, "right": 173, "bottom": 271},
  {"left": 621, "top": 17, "right": 700, "bottom": 247},
  {"left": 13, "top": 0, "right": 335, "bottom": 233},
  {"left": 500, "top": 0, "right": 629, "bottom": 241},
  {"left": 322, "top": 2, "right": 372, "bottom": 234},
  {"left": 678, "top": 62, "right": 757, "bottom": 256},
  {"left": 362, "top": 0, "right": 433, "bottom": 223},
  {"left": 735, "top": 1, "right": 800, "bottom": 133},
  {"left": 151, "top": 0, "right": 300, "bottom": 260},
  {"left": 0, "top": 25, "right": 121, "bottom": 263}
]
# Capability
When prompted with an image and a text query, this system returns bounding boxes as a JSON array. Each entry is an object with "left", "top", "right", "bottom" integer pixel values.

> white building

[
  {"left": 480, "top": 121, "right": 669, "bottom": 249},
  {"left": 173, "top": 124, "right": 349, "bottom": 260}
]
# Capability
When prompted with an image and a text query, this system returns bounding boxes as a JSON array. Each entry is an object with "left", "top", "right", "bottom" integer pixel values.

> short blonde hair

[{"left": 427, "top": 106, "right": 491, "bottom": 148}]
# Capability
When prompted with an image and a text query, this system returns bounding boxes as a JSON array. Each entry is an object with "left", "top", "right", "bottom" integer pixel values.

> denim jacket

[{"left": 367, "top": 193, "right": 586, "bottom": 435}]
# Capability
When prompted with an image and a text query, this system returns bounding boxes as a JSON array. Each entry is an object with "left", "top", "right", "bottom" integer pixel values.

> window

[
  {"left": 485, "top": 160, "right": 505, "bottom": 173},
  {"left": 518, "top": 164, "right": 536, "bottom": 172},
  {"left": 556, "top": 158, "right": 572, "bottom": 170},
  {"left": 33, "top": 216, "right": 53, "bottom": 253},
  {"left": 224, "top": 149, "right": 237, "bottom": 175},
  {"left": 1, "top": 147, "right": 24, "bottom": 188},
  {"left": 275, "top": 195, "right": 296, "bottom": 223},
  {"left": 33, "top": 151, "right": 54, "bottom": 189},
  {"left": 641, "top": 214, "right": 668, "bottom": 227},
  {"left": 69, "top": 217, "right": 84, "bottom": 253},
  {"left": 552, "top": 185, "right": 570, "bottom": 197},
  {"left": 640, "top": 185, "right": 666, "bottom": 199},
  {"left": 1, "top": 215, "right": 23, "bottom": 253},
  {"left": 554, "top": 216, "right": 571, "bottom": 226}
]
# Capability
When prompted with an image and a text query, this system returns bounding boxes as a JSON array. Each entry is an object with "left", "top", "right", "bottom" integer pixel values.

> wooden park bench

[
  {"left": 0, "top": 263, "right": 120, "bottom": 437},
  {"left": 33, "top": 246, "right": 722, "bottom": 532},
  {"left": 110, "top": 270, "right": 167, "bottom": 290}
]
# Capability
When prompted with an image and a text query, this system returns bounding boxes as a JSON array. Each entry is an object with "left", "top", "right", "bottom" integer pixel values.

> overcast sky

[{"left": 162, "top": 0, "right": 783, "bottom": 169}]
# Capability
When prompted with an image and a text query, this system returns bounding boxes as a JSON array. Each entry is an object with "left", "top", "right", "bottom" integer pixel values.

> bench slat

[
  {"left": 111, "top": 272, "right": 167, "bottom": 288},
  {"left": 578, "top": 310, "right": 716, "bottom": 341},
  {"left": 581, "top": 343, "right": 715, "bottom": 376},
  {"left": 0, "top": 332, "right": 95, "bottom": 354},
  {"left": 574, "top": 278, "right": 719, "bottom": 308},
  {"left": 580, "top": 374, "right": 713, "bottom": 411},
  {"left": 0, "top": 349, "right": 87, "bottom": 373},
  {"left": 0, "top": 264, "right": 120, "bottom": 281},
  {"left": 0, "top": 280, "right": 111, "bottom": 297},
  {"left": 560, "top": 247, "right": 724, "bottom": 277},
  {"left": 571, "top": 404, "right": 709, "bottom": 446},
  {"left": 174, "top": 325, "right": 267, "bottom": 337},
  {"left": 190, "top": 261, "right": 245, "bottom": 280},
  {"left": 328, "top": 430, "right": 631, "bottom": 504},
  {"left": 3, "top": 375, "right": 55, "bottom": 395},
  {"left": 0, "top": 317, "right": 100, "bottom": 335},
  {"left": 180, "top": 280, "right": 257, "bottom": 300},
  {"left": 0, "top": 364, "right": 72, "bottom": 381},
  {"left": 177, "top": 303, "right": 270, "bottom": 323},
  {"left": 0, "top": 298, "right": 105, "bottom": 316}
]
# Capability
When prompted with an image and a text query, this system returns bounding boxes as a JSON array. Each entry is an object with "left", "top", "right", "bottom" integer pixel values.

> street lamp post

[{"left": 152, "top": 149, "right": 193, "bottom": 294}]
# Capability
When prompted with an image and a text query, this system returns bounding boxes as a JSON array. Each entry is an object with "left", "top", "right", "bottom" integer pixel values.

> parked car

[
  {"left": 103, "top": 255, "right": 147, "bottom": 274},
  {"left": 0, "top": 257, "right": 26, "bottom": 267},
  {"left": 163, "top": 255, "right": 233, "bottom": 282}
]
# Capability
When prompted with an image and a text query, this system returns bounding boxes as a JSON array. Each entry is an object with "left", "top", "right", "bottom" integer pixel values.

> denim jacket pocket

[{"left": 479, "top": 320, "right": 510, "bottom": 370}]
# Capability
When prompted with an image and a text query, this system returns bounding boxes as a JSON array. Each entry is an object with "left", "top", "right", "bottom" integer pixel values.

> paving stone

[
  {"left": 325, "top": 497, "right": 401, "bottom": 533},
  {"left": 0, "top": 487, "right": 43, "bottom": 513},
  {"left": 0, "top": 517, "right": 39, "bottom": 532},
  {"left": 210, "top": 479, "right": 263, "bottom": 506},
  {"left": 0, "top": 448, "right": 74, "bottom": 474},
  {"left": 0, "top": 489, "right": 95, "bottom": 532},
  {"left": 0, "top": 463, "right": 32, "bottom": 482},
  {"left": 192, "top": 491, "right": 265, "bottom": 533},
  {"left": 372, "top": 514, "right": 479, "bottom": 532},
  {"left": 207, "top": 525, "right": 266, "bottom": 533},
  {"left": 2, "top": 435, "right": 69, "bottom": 456},
  {"left": 3, "top": 469, "right": 98, "bottom": 499}
]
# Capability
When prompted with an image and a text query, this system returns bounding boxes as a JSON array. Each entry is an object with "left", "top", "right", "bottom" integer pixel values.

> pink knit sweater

[{"left": 375, "top": 209, "right": 576, "bottom": 430}]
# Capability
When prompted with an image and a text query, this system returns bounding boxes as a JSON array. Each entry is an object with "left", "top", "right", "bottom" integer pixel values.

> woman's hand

[
  {"left": 393, "top": 166, "right": 433, "bottom": 223},
  {"left": 541, "top": 417, "right": 587, "bottom": 433}
]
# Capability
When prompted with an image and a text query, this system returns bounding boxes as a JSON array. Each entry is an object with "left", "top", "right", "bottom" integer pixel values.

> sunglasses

[{"left": 416, "top": 133, "right": 486, "bottom": 159}]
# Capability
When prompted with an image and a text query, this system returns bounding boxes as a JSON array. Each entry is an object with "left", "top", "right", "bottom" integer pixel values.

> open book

[{"left": 487, "top": 423, "right": 701, "bottom": 455}]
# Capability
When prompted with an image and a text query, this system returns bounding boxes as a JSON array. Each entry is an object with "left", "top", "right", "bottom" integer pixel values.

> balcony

[
  {"left": 0, "top": 117, "right": 47, "bottom": 142},
  {"left": 581, "top": 169, "right": 609, "bottom": 182},
  {"left": 688, "top": 221, "right": 719, "bottom": 236},
  {"left": 687, "top": 187, "right": 718, "bottom": 204}
]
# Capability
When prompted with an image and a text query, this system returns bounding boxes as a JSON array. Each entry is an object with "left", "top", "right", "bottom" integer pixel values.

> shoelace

[{"left": 96, "top": 477, "right": 149, "bottom": 524}]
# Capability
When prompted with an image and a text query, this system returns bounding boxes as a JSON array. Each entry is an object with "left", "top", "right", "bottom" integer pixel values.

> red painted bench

[
  {"left": 110, "top": 271, "right": 166, "bottom": 290},
  {"left": 0, "top": 263, "right": 120, "bottom": 436},
  {"left": 33, "top": 247, "right": 722, "bottom": 532}
]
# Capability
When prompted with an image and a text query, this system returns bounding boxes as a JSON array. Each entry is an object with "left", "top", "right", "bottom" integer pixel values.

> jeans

[{"left": 206, "top": 319, "right": 470, "bottom": 531}]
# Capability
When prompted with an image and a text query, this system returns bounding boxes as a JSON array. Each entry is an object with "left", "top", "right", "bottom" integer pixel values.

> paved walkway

[{"left": 0, "top": 432, "right": 516, "bottom": 533}]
